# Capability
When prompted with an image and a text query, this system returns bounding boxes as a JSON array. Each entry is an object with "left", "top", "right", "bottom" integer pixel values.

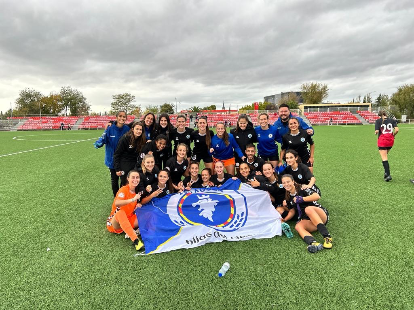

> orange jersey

[{"left": 107, "top": 185, "right": 137, "bottom": 225}]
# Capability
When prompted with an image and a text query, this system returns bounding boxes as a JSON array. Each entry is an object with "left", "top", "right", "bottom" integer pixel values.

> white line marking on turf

[{"left": 0, "top": 137, "right": 98, "bottom": 158}]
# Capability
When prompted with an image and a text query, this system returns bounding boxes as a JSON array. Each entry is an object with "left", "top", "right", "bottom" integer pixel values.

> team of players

[{"left": 95, "top": 106, "right": 397, "bottom": 253}]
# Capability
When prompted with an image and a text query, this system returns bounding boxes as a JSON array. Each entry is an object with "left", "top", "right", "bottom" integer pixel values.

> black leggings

[{"left": 109, "top": 168, "right": 122, "bottom": 197}]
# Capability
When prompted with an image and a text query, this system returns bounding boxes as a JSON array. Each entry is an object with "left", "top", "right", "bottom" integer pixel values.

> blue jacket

[
  {"left": 273, "top": 114, "right": 313, "bottom": 143},
  {"left": 95, "top": 123, "right": 130, "bottom": 169},
  {"left": 255, "top": 125, "right": 281, "bottom": 157},
  {"left": 209, "top": 133, "right": 244, "bottom": 160}
]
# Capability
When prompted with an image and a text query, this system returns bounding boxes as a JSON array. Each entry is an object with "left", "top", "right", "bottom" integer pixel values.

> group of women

[{"left": 95, "top": 110, "right": 332, "bottom": 253}]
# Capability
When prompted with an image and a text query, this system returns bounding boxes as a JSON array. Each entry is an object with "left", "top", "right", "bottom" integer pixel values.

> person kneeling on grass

[
  {"left": 281, "top": 174, "right": 332, "bottom": 253},
  {"left": 106, "top": 170, "right": 144, "bottom": 251}
]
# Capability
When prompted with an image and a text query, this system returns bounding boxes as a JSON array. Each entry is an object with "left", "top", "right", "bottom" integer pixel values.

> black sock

[
  {"left": 317, "top": 223, "right": 330, "bottom": 238},
  {"left": 382, "top": 160, "right": 390, "bottom": 176},
  {"left": 304, "top": 236, "right": 316, "bottom": 245}
]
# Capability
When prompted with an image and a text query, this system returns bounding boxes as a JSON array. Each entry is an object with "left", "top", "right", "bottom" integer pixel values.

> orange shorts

[
  {"left": 213, "top": 157, "right": 235, "bottom": 167},
  {"left": 106, "top": 213, "right": 137, "bottom": 234}
]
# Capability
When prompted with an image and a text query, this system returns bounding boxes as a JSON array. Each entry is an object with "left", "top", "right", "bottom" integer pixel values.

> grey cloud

[{"left": 0, "top": 0, "right": 413, "bottom": 112}]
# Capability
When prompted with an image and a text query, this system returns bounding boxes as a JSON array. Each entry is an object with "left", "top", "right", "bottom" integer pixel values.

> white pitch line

[{"left": 0, "top": 137, "right": 98, "bottom": 158}]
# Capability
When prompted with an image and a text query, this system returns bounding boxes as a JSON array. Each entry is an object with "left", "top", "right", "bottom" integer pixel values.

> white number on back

[{"left": 380, "top": 123, "right": 393, "bottom": 134}]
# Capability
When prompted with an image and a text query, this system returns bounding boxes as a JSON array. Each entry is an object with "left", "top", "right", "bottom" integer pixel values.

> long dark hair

[
  {"left": 285, "top": 149, "right": 302, "bottom": 164},
  {"left": 216, "top": 122, "right": 229, "bottom": 146},
  {"left": 159, "top": 169, "right": 174, "bottom": 194},
  {"left": 281, "top": 174, "right": 302, "bottom": 202},
  {"left": 262, "top": 161, "right": 279, "bottom": 183},
  {"left": 237, "top": 162, "right": 251, "bottom": 180},
  {"left": 156, "top": 113, "right": 174, "bottom": 138},
  {"left": 143, "top": 112, "right": 156, "bottom": 129},
  {"left": 235, "top": 114, "right": 253, "bottom": 133},
  {"left": 125, "top": 121, "right": 146, "bottom": 152},
  {"left": 287, "top": 117, "right": 300, "bottom": 133},
  {"left": 198, "top": 115, "right": 211, "bottom": 148}
]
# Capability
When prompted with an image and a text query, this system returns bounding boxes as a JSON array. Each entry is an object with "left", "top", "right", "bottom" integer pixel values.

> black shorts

[
  {"left": 258, "top": 153, "right": 279, "bottom": 161},
  {"left": 300, "top": 206, "right": 329, "bottom": 224},
  {"left": 378, "top": 146, "right": 392, "bottom": 150},
  {"left": 191, "top": 152, "right": 213, "bottom": 164}
]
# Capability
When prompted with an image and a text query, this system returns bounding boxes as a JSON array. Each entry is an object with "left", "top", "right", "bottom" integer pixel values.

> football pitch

[{"left": 1, "top": 125, "right": 413, "bottom": 309}]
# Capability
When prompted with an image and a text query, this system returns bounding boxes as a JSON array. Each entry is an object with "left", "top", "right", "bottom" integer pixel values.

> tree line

[{"left": 2, "top": 83, "right": 413, "bottom": 119}]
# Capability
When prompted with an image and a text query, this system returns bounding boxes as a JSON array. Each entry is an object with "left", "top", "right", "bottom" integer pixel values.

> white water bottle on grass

[{"left": 218, "top": 262, "right": 230, "bottom": 277}]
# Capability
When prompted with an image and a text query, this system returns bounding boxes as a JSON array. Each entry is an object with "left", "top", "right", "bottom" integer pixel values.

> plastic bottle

[{"left": 218, "top": 262, "right": 230, "bottom": 277}]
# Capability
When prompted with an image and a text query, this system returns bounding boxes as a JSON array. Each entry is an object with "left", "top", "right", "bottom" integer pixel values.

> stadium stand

[
  {"left": 78, "top": 116, "right": 136, "bottom": 129},
  {"left": 357, "top": 111, "right": 378, "bottom": 124},
  {"left": 18, "top": 116, "right": 79, "bottom": 130},
  {"left": 304, "top": 111, "right": 361, "bottom": 125}
]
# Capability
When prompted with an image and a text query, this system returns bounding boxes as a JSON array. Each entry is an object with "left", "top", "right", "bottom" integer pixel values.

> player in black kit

[
  {"left": 137, "top": 154, "right": 160, "bottom": 190},
  {"left": 230, "top": 114, "right": 257, "bottom": 171},
  {"left": 374, "top": 111, "right": 399, "bottom": 181},
  {"left": 136, "top": 134, "right": 168, "bottom": 170},
  {"left": 242, "top": 144, "right": 265, "bottom": 175},
  {"left": 171, "top": 115, "right": 193, "bottom": 176},
  {"left": 191, "top": 116, "right": 214, "bottom": 173},
  {"left": 155, "top": 114, "right": 174, "bottom": 169},
  {"left": 282, "top": 149, "right": 321, "bottom": 196},
  {"left": 281, "top": 174, "right": 332, "bottom": 253},
  {"left": 210, "top": 161, "right": 232, "bottom": 187},
  {"left": 280, "top": 117, "right": 315, "bottom": 172},
  {"left": 165, "top": 143, "right": 188, "bottom": 192}
]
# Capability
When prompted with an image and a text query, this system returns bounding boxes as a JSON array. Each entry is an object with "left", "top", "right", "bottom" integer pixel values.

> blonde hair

[{"left": 141, "top": 154, "right": 155, "bottom": 174}]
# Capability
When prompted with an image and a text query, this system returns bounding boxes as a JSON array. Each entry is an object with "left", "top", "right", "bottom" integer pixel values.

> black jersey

[
  {"left": 144, "top": 183, "right": 171, "bottom": 199},
  {"left": 283, "top": 163, "right": 314, "bottom": 185},
  {"left": 243, "top": 156, "right": 265, "bottom": 174},
  {"left": 139, "top": 166, "right": 160, "bottom": 188},
  {"left": 238, "top": 173, "right": 266, "bottom": 189},
  {"left": 375, "top": 118, "right": 398, "bottom": 138},
  {"left": 211, "top": 173, "right": 232, "bottom": 187},
  {"left": 137, "top": 140, "right": 169, "bottom": 169},
  {"left": 113, "top": 134, "right": 143, "bottom": 172},
  {"left": 171, "top": 127, "right": 194, "bottom": 158},
  {"left": 286, "top": 188, "right": 322, "bottom": 220},
  {"left": 191, "top": 130, "right": 214, "bottom": 155},
  {"left": 258, "top": 178, "right": 286, "bottom": 206},
  {"left": 165, "top": 156, "right": 188, "bottom": 185},
  {"left": 281, "top": 130, "right": 314, "bottom": 163},
  {"left": 183, "top": 175, "right": 202, "bottom": 189},
  {"left": 230, "top": 126, "right": 257, "bottom": 158},
  {"left": 155, "top": 125, "right": 173, "bottom": 156}
]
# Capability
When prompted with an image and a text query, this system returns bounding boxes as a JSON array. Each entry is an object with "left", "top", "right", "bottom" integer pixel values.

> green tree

[
  {"left": 41, "top": 93, "right": 63, "bottom": 115},
  {"left": 375, "top": 94, "right": 390, "bottom": 109},
  {"left": 204, "top": 105, "right": 217, "bottom": 110},
  {"left": 159, "top": 103, "right": 175, "bottom": 114},
  {"left": 239, "top": 102, "right": 267, "bottom": 112},
  {"left": 279, "top": 92, "right": 299, "bottom": 109},
  {"left": 111, "top": 93, "right": 137, "bottom": 114},
  {"left": 144, "top": 105, "right": 159, "bottom": 114},
  {"left": 15, "top": 88, "right": 44, "bottom": 115},
  {"left": 60, "top": 86, "right": 89, "bottom": 116},
  {"left": 189, "top": 106, "right": 201, "bottom": 112},
  {"left": 130, "top": 106, "right": 142, "bottom": 118},
  {"left": 300, "top": 82, "right": 329, "bottom": 105},
  {"left": 391, "top": 84, "right": 414, "bottom": 118}
]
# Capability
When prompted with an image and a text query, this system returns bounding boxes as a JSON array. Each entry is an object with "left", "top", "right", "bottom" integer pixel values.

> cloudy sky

[{"left": 0, "top": 0, "right": 413, "bottom": 113}]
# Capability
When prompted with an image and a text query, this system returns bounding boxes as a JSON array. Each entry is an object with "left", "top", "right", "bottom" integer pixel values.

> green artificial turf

[{"left": 1, "top": 126, "right": 413, "bottom": 309}]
